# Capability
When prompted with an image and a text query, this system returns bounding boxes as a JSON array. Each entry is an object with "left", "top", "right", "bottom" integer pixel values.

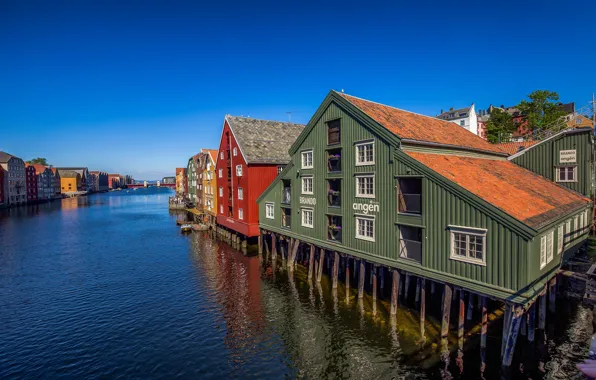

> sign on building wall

[
  {"left": 300, "top": 197, "right": 316, "bottom": 205},
  {"left": 353, "top": 201, "right": 380, "bottom": 214},
  {"left": 560, "top": 150, "right": 577, "bottom": 163}
]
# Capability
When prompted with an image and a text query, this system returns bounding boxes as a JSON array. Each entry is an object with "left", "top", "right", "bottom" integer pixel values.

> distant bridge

[{"left": 127, "top": 183, "right": 175, "bottom": 189}]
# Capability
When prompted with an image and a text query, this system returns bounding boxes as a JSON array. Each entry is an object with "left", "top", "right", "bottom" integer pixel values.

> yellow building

[
  {"left": 566, "top": 114, "right": 594, "bottom": 129},
  {"left": 175, "top": 168, "right": 186, "bottom": 195},
  {"left": 59, "top": 170, "right": 81, "bottom": 193},
  {"left": 201, "top": 149, "right": 218, "bottom": 226}
]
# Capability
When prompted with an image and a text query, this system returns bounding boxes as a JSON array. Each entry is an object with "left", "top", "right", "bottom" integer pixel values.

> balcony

[
  {"left": 327, "top": 149, "right": 341, "bottom": 173},
  {"left": 281, "top": 208, "right": 291, "bottom": 229},
  {"left": 398, "top": 178, "right": 422, "bottom": 215},
  {"left": 399, "top": 225, "right": 422, "bottom": 264},
  {"left": 327, "top": 179, "right": 341, "bottom": 207},
  {"left": 282, "top": 187, "right": 291, "bottom": 204},
  {"left": 327, "top": 215, "right": 342, "bottom": 243}
]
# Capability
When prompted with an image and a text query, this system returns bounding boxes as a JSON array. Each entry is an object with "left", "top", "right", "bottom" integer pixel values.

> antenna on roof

[
  {"left": 285, "top": 111, "right": 296, "bottom": 122},
  {"left": 341, "top": 89, "right": 344, "bottom": 93}
]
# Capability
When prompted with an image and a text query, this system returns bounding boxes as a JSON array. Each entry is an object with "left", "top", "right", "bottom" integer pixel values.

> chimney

[
  {"left": 440, "top": 109, "right": 444, "bottom": 114},
  {"left": 449, "top": 107, "right": 454, "bottom": 111}
]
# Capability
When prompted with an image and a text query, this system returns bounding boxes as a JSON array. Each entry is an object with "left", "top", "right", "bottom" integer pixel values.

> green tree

[
  {"left": 26, "top": 157, "right": 48, "bottom": 165},
  {"left": 486, "top": 108, "right": 517, "bottom": 143},
  {"left": 516, "top": 90, "right": 567, "bottom": 132}
]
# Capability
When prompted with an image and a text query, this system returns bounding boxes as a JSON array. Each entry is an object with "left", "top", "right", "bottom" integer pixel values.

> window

[
  {"left": 220, "top": 205, "right": 223, "bottom": 214},
  {"left": 237, "top": 188, "right": 243, "bottom": 200},
  {"left": 301, "top": 208, "right": 314, "bottom": 228},
  {"left": 356, "top": 174, "right": 375, "bottom": 198},
  {"left": 233, "top": 147, "right": 237, "bottom": 156},
  {"left": 219, "top": 187, "right": 223, "bottom": 197},
  {"left": 301, "top": 150, "right": 313, "bottom": 169},
  {"left": 220, "top": 152, "right": 223, "bottom": 159},
  {"left": 576, "top": 117, "right": 582, "bottom": 125},
  {"left": 327, "top": 119, "right": 341, "bottom": 145},
  {"left": 556, "top": 166, "right": 577, "bottom": 182},
  {"left": 546, "top": 230, "right": 554, "bottom": 264},
  {"left": 265, "top": 203, "right": 274, "bottom": 219},
  {"left": 301, "top": 176, "right": 313, "bottom": 194},
  {"left": 236, "top": 165, "right": 242, "bottom": 176},
  {"left": 399, "top": 225, "right": 422, "bottom": 263},
  {"left": 449, "top": 226, "right": 486, "bottom": 265},
  {"left": 277, "top": 166, "right": 284, "bottom": 174},
  {"left": 328, "top": 179, "right": 341, "bottom": 207},
  {"left": 356, "top": 142, "right": 374, "bottom": 165},
  {"left": 355, "top": 216, "right": 375, "bottom": 241},
  {"left": 397, "top": 178, "right": 422, "bottom": 214},
  {"left": 218, "top": 169, "right": 222, "bottom": 178},
  {"left": 558, "top": 225, "right": 564, "bottom": 255},
  {"left": 238, "top": 209, "right": 243, "bottom": 220},
  {"left": 281, "top": 208, "right": 291, "bottom": 228},
  {"left": 327, "top": 215, "right": 342, "bottom": 242},
  {"left": 460, "top": 120, "right": 465, "bottom": 126}
]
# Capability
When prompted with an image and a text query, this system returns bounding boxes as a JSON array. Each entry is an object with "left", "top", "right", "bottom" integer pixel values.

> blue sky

[{"left": 1, "top": 0, "right": 594, "bottom": 179}]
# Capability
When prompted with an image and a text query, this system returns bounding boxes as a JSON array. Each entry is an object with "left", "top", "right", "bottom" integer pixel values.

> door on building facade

[{"left": 398, "top": 225, "right": 422, "bottom": 264}]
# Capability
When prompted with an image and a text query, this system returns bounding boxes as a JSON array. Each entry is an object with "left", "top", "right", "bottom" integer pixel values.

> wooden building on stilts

[{"left": 256, "top": 90, "right": 593, "bottom": 366}]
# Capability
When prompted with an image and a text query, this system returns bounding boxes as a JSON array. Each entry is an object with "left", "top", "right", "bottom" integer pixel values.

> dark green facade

[
  {"left": 509, "top": 128, "right": 593, "bottom": 197},
  {"left": 257, "top": 92, "right": 591, "bottom": 305}
]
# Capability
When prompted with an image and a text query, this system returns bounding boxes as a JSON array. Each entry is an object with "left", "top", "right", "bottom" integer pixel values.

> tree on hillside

[
  {"left": 516, "top": 90, "right": 567, "bottom": 132},
  {"left": 486, "top": 108, "right": 517, "bottom": 143},
  {"left": 26, "top": 157, "right": 48, "bottom": 165}
]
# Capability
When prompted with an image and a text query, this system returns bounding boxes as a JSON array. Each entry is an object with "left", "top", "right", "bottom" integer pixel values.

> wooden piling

[
  {"left": 420, "top": 279, "right": 426, "bottom": 339},
  {"left": 264, "top": 233, "right": 270, "bottom": 260},
  {"left": 431, "top": 281, "right": 435, "bottom": 295},
  {"left": 501, "top": 304, "right": 512, "bottom": 358},
  {"left": 380, "top": 266, "right": 385, "bottom": 293},
  {"left": 332, "top": 251, "right": 339, "bottom": 289},
  {"left": 317, "top": 248, "right": 325, "bottom": 283},
  {"left": 271, "top": 233, "right": 277, "bottom": 261},
  {"left": 345, "top": 257, "right": 350, "bottom": 302},
  {"left": 280, "top": 237, "right": 286, "bottom": 264},
  {"left": 358, "top": 260, "right": 365, "bottom": 299},
  {"left": 480, "top": 296, "right": 487, "bottom": 348},
  {"left": 502, "top": 306, "right": 524, "bottom": 367},
  {"left": 372, "top": 266, "right": 378, "bottom": 316},
  {"left": 390, "top": 269, "right": 399, "bottom": 315},
  {"left": 258, "top": 232, "right": 263, "bottom": 255},
  {"left": 441, "top": 284, "right": 453, "bottom": 341},
  {"left": 467, "top": 293, "right": 474, "bottom": 321},
  {"left": 538, "top": 290, "right": 546, "bottom": 330},
  {"left": 307, "top": 244, "right": 314, "bottom": 281},
  {"left": 458, "top": 289, "right": 465, "bottom": 340},
  {"left": 405, "top": 273, "right": 411, "bottom": 302},
  {"left": 415, "top": 278, "right": 421, "bottom": 304},
  {"left": 548, "top": 276, "right": 557, "bottom": 313},
  {"left": 289, "top": 238, "right": 300, "bottom": 272},
  {"left": 527, "top": 303, "right": 535, "bottom": 342}
]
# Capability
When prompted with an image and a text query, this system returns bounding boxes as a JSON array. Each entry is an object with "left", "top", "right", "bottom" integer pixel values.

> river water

[{"left": 0, "top": 188, "right": 593, "bottom": 379}]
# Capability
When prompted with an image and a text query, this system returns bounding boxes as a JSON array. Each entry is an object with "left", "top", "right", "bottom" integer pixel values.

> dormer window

[{"left": 327, "top": 119, "right": 340, "bottom": 145}]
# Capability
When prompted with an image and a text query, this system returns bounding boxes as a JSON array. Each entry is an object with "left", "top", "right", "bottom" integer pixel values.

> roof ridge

[{"left": 226, "top": 114, "right": 305, "bottom": 126}]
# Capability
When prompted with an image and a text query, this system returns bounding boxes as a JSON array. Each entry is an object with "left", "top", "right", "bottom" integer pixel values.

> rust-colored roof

[
  {"left": 494, "top": 141, "right": 538, "bottom": 156},
  {"left": 202, "top": 149, "right": 218, "bottom": 162},
  {"left": 176, "top": 168, "right": 186, "bottom": 175},
  {"left": 337, "top": 92, "right": 506, "bottom": 155},
  {"left": 29, "top": 164, "right": 50, "bottom": 175},
  {"left": 406, "top": 151, "right": 590, "bottom": 229}
]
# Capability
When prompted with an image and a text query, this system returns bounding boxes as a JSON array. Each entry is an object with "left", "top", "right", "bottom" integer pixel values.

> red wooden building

[
  {"left": 215, "top": 115, "right": 304, "bottom": 238},
  {"left": 0, "top": 166, "right": 5, "bottom": 206},
  {"left": 25, "top": 164, "right": 38, "bottom": 202}
]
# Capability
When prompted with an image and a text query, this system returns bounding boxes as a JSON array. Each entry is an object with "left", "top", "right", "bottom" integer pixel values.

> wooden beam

[
  {"left": 458, "top": 289, "right": 465, "bottom": 341},
  {"left": 527, "top": 303, "right": 535, "bottom": 342},
  {"left": 538, "top": 291, "right": 546, "bottom": 330},
  {"left": 548, "top": 276, "right": 557, "bottom": 314},
  {"left": 307, "top": 244, "right": 315, "bottom": 281},
  {"left": 380, "top": 266, "right": 385, "bottom": 293},
  {"left": 441, "top": 284, "right": 453, "bottom": 341},
  {"left": 345, "top": 257, "right": 350, "bottom": 302},
  {"left": 271, "top": 233, "right": 277, "bottom": 261},
  {"left": 415, "top": 277, "right": 421, "bottom": 304},
  {"left": 501, "top": 304, "right": 512, "bottom": 358},
  {"left": 317, "top": 248, "right": 325, "bottom": 283},
  {"left": 390, "top": 269, "right": 399, "bottom": 315},
  {"left": 502, "top": 306, "right": 524, "bottom": 367},
  {"left": 289, "top": 238, "right": 300, "bottom": 272},
  {"left": 467, "top": 293, "right": 474, "bottom": 321},
  {"left": 332, "top": 251, "right": 339, "bottom": 289},
  {"left": 420, "top": 279, "right": 426, "bottom": 339},
  {"left": 258, "top": 232, "right": 263, "bottom": 255},
  {"left": 372, "top": 266, "right": 377, "bottom": 316},
  {"left": 480, "top": 296, "right": 487, "bottom": 349},
  {"left": 405, "top": 273, "right": 411, "bottom": 302},
  {"left": 358, "top": 260, "right": 365, "bottom": 300},
  {"left": 431, "top": 281, "right": 435, "bottom": 296}
]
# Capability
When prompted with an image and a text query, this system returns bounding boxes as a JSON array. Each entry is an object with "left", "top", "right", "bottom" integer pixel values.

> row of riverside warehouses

[
  {"left": 0, "top": 151, "right": 134, "bottom": 208},
  {"left": 177, "top": 90, "right": 594, "bottom": 366}
]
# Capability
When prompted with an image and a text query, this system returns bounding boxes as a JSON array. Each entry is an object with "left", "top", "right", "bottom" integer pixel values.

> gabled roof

[
  {"left": 337, "top": 93, "right": 505, "bottom": 155},
  {"left": 202, "top": 149, "right": 218, "bottom": 163},
  {"left": 225, "top": 116, "right": 305, "bottom": 164},
  {"left": 176, "top": 168, "right": 186, "bottom": 175},
  {"left": 59, "top": 170, "right": 80, "bottom": 179},
  {"left": 437, "top": 106, "right": 472, "bottom": 120},
  {"left": 29, "top": 164, "right": 51, "bottom": 175},
  {"left": 494, "top": 141, "right": 538, "bottom": 156},
  {"left": 507, "top": 127, "right": 593, "bottom": 160},
  {"left": 406, "top": 151, "right": 590, "bottom": 230},
  {"left": 0, "top": 151, "right": 19, "bottom": 164}
]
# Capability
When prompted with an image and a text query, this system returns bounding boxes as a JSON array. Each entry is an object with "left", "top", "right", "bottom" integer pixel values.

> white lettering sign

[
  {"left": 300, "top": 197, "right": 316, "bottom": 205},
  {"left": 353, "top": 202, "right": 380, "bottom": 214},
  {"left": 560, "top": 150, "right": 576, "bottom": 163}
]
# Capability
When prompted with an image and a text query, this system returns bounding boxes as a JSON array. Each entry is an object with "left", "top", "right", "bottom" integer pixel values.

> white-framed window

[
  {"left": 220, "top": 205, "right": 223, "bottom": 214},
  {"left": 220, "top": 152, "right": 223, "bottom": 159},
  {"left": 219, "top": 187, "right": 223, "bottom": 197},
  {"left": 546, "top": 230, "right": 554, "bottom": 264},
  {"left": 218, "top": 169, "right": 222, "bottom": 178},
  {"left": 277, "top": 166, "right": 284, "bottom": 174},
  {"left": 459, "top": 120, "right": 465, "bottom": 126},
  {"left": 301, "top": 150, "right": 313, "bottom": 169},
  {"left": 449, "top": 226, "right": 486, "bottom": 266},
  {"left": 301, "top": 208, "right": 314, "bottom": 228},
  {"left": 301, "top": 176, "right": 313, "bottom": 194},
  {"left": 556, "top": 166, "right": 577, "bottom": 182},
  {"left": 355, "top": 174, "right": 375, "bottom": 198},
  {"left": 355, "top": 141, "right": 375, "bottom": 165},
  {"left": 575, "top": 215, "right": 579, "bottom": 238},
  {"left": 233, "top": 147, "right": 237, "bottom": 156},
  {"left": 558, "top": 224, "right": 564, "bottom": 255},
  {"left": 238, "top": 208, "right": 243, "bottom": 220},
  {"left": 265, "top": 202, "right": 274, "bottom": 219},
  {"left": 355, "top": 215, "right": 375, "bottom": 241},
  {"left": 236, "top": 165, "right": 243, "bottom": 176},
  {"left": 238, "top": 187, "right": 243, "bottom": 200}
]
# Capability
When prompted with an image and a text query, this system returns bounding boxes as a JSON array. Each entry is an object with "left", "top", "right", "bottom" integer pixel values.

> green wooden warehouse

[{"left": 256, "top": 90, "right": 592, "bottom": 366}]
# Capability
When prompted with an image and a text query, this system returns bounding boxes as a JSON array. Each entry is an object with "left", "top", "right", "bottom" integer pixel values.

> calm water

[{"left": 0, "top": 188, "right": 592, "bottom": 379}]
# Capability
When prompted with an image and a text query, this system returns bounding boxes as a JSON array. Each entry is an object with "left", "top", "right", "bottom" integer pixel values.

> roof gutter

[{"left": 400, "top": 139, "right": 509, "bottom": 157}]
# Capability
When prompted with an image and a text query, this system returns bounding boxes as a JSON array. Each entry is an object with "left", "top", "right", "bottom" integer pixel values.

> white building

[
  {"left": 0, "top": 152, "right": 26, "bottom": 205},
  {"left": 437, "top": 104, "right": 478, "bottom": 135}
]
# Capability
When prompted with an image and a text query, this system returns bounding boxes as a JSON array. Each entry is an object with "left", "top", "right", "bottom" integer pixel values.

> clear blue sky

[{"left": 1, "top": 0, "right": 594, "bottom": 179}]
